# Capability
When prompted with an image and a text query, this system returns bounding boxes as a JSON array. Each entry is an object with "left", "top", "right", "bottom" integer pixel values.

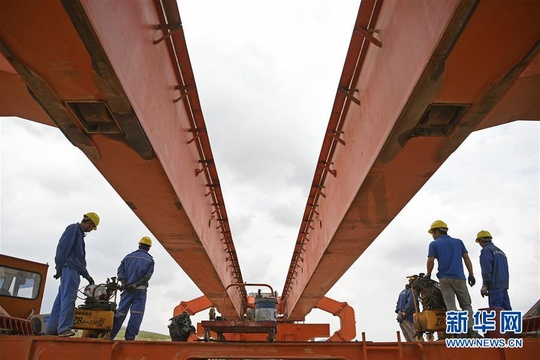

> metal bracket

[
  {"left": 327, "top": 130, "right": 345, "bottom": 146},
  {"left": 314, "top": 185, "right": 326, "bottom": 198},
  {"left": 154, "top": 22, "right": 182, "bottom": 44},
  {"left": 320, "top": 161, "right": 337, "bottom": 177},
  {"left": 205, "top": 183, "right": 219, "bottom": 197},
  {"left": 354, "top": 27, "right": 382, "bottom": 48},
  {"left": 216, "top": 222, "right": 228, "bottom": 231},
  {"left": 308, "top": 204, "right": 320, "bottom": 216},
  {"left": 339, "top": 87, "right": 361, "bottom": 105},
  {"left": 187, "top": 127, "right": 206, "bottom": 144},
  {"left": 303, "top": 219, "right": 314, "bottom": 231},
  {"left": 174, "top": 85, "right": 195, "bottom": 103},
  {"left": 211, "top": 202, "right": 223, "bottom": 215},
  {"left": 196, "top": 159, "right": 214, "bottom": 176}
]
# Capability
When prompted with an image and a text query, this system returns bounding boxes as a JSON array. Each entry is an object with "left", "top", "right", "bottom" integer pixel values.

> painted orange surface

[
  {"left": 1, "top": 335, "right": 539, "bottom": 360},
  {"left": 0, "top": 254, "right": 48, "bottom": 319},
  {"left": 282, "top": 0, "right": 540, "bottom": 320},
  {"left": 0, "top": 0, "right": 244, "bottom": 318}
]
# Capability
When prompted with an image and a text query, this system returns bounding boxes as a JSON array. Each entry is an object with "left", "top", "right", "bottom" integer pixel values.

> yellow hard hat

[
  {"left": 84, "top": 212, "right": 100, "bottom": 230},
  {"left": 139, "top": 236, "right": 152, "bottom": 246},
  {"left": 428, "top": 220, "right": 448, "bottom": 234},
  {"left": 475, "top": 230, "right": 492, "bottom": 243}
]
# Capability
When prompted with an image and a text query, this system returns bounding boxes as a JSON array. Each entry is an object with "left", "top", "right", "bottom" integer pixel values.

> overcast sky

[{"left": 1, "top": 0, "right": 539, "bottom": 341}]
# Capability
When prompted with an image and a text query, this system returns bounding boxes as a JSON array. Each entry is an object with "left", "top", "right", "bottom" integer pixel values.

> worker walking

[
  {"left": 395, "top": 284, "right": 417, "bottom": 341},
  {"left": 46, "top": 212, "right": 99, "bottom": 337},
  {"left": 475, "top": 230, "right": 512, "bottom": 310},
  {"left": 425, "top": 220, "right": 478, "bottom": 337},
  {"left": 110, "top": 236, "right": 155, "bottom": 340}
]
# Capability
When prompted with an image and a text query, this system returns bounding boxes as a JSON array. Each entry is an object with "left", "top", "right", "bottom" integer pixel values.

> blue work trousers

[
  {"left": 45, "top": 266, "right": 81, "bottom": 334},
  {"left": 489, "top": 288, "right": 512, "bottom": 310},
  {"left": 110, "top": 289, "right": 147, "bottom": 340}
]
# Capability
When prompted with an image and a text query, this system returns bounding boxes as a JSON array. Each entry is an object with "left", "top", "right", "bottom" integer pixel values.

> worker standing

[
  {"left": 425, "top": 220, "right": 478, "bottom": 337},
  {"left": 110, "top": 236, "right": 155, "bottom": 340},
  {"left": 475, "top": 230, "right": 512, "bottom": 310},
  {"left": 395, "top": 284, "right": 416, "bottom": 341},
  {"left": 45, "top": 212, "right": 99, "bottom": 337}
]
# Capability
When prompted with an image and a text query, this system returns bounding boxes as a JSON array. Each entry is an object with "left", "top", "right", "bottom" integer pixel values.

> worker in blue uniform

[
  {"left": 395, "top": 284, "right": 417, "bottom": 341},
  {"left": 425, "top": 220, "right": 479, "bottom": 337},
  {"left": 475, "top": 230, "right": 512, "bottom": 310},
  {"left": 110, "top": 236, "right": 155, "bottom": 340},
  {"left": 46, "top": 212, "right": 100, "bottom": 337}
]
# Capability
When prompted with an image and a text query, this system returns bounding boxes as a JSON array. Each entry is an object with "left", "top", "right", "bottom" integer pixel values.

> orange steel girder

[
  {"left": 282, "top": 0, "right": 540, "bottom": 320},
  {"left": 0, "top": 0, "right": 246, "bottom": 318},
  {"left": 173, "top": 295, "right": 331, "bottom": 342}
]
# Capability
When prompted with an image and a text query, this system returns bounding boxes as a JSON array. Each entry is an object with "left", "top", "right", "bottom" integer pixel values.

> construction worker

[
  {"left": 425, "top": 220, "right": 479, "bottom": 337},
  {"left": 110, "top": 236, "right": 155, "bottom": 340},
  {"left": 475, "top": 230, "right": 512, "bottom": 310},
  {"left": 395, "top": 284, "right": 416, "bottom": 341},
  {"left": 46, "top": 212, "right": 99, "bottom": 337}
]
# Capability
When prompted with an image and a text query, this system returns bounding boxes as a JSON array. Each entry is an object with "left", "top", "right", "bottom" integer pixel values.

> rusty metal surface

[
  {"left": 282, "top": 0, "right": 540, "bottom": 320},
  {"left": 0, "top": 56, "right": 54, "bottom": 126},
  {"left": 0, "top": 316, "right": 33, "bottom": 336},
  {"left": 1, "top": 335, "right": 539, "bottom": 360}
]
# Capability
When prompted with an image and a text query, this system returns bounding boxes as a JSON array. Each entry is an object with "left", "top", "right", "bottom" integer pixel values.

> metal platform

[
  {"left": 200, "top": 320, "right": 277, "bottom": 342},
  {"left": 2, "top": 335, "right": 540, "bottom": 360}
]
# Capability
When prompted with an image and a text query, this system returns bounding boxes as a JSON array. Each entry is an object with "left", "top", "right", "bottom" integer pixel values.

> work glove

[
  {"left": 53, "top": 269, "right": 61, "bottom": 279},
  {"left": 468, "top": 274, "right": 476, "bottom": 287},
  {"left": 85, "top": 275, "right": 95, "bottom": 285},
  {"left": 396, "top": 312, "right": 403, "bottom": 323},
  {"left": 480, "top": 285, "right": 489, "bottom": 297},
  {"left": 126, "top": 284, "right": 137, "bottom": 291}
]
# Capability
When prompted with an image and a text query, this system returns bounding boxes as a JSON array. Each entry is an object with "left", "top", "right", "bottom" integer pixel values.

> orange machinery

[
  {"left": 0, "top": 0, "right": 539, "bottom": 358},
  {"left": 173, "top": 292, "right": 355, "bottom": 342},
  {"left": 0, "top": 254, "right": 48, "bottom": 336}
]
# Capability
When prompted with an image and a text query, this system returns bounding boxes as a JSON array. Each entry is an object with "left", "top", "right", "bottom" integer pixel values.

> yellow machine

[
  {"left": 409, "top": 274, "right": 447, "bottom": 341},
  {"left": 74, "top": 309, "right": 114, "bottom": 336},
  {"left": 73, "top": 278, "right": 119, "bottom": 338},
  {"left": 413, "top": 310, "right": 446, "bottom": 333}
]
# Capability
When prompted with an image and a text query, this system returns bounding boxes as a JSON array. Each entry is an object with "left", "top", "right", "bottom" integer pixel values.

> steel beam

[
  {"left": 282, "top": 0, "right": 540, "bottom": 320},
  {"left": 0, "top": 0, "right": 245, "bottom": 318}
]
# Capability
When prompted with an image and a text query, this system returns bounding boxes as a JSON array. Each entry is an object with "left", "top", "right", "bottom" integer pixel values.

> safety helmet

[
  {"left": 428, "top": 220, "right": 448, "bottom": 234},
  {"left": 84, "top": 212, "right": 100, "bottom": 230},
  {"left": 475, "top": 230, "right": 492, "bottom": 243},
  {"left": 139, "top": 236, "right": 152, "bottom": 246}
]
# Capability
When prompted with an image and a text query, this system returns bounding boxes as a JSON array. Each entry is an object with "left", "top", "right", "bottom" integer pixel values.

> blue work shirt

[
  {"left": 117, "top": 249, "right": 154, "bottom": 288},
  {"left": 54, "top": 223, "right": 90, "bottom": 278},
  {"left": 428, "top": 234, "right": 467, "bottom": 280},
  {"left": 395, "top": 287, "right": 416, "bottom": 322},
  {"left": 480, "top": 242, "right": 509, "bottom": 290}
]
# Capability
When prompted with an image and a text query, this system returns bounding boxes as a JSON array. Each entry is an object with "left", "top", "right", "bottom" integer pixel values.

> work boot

[{"left": 58, "top": 330, "right": 76, "bottom": 337}]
